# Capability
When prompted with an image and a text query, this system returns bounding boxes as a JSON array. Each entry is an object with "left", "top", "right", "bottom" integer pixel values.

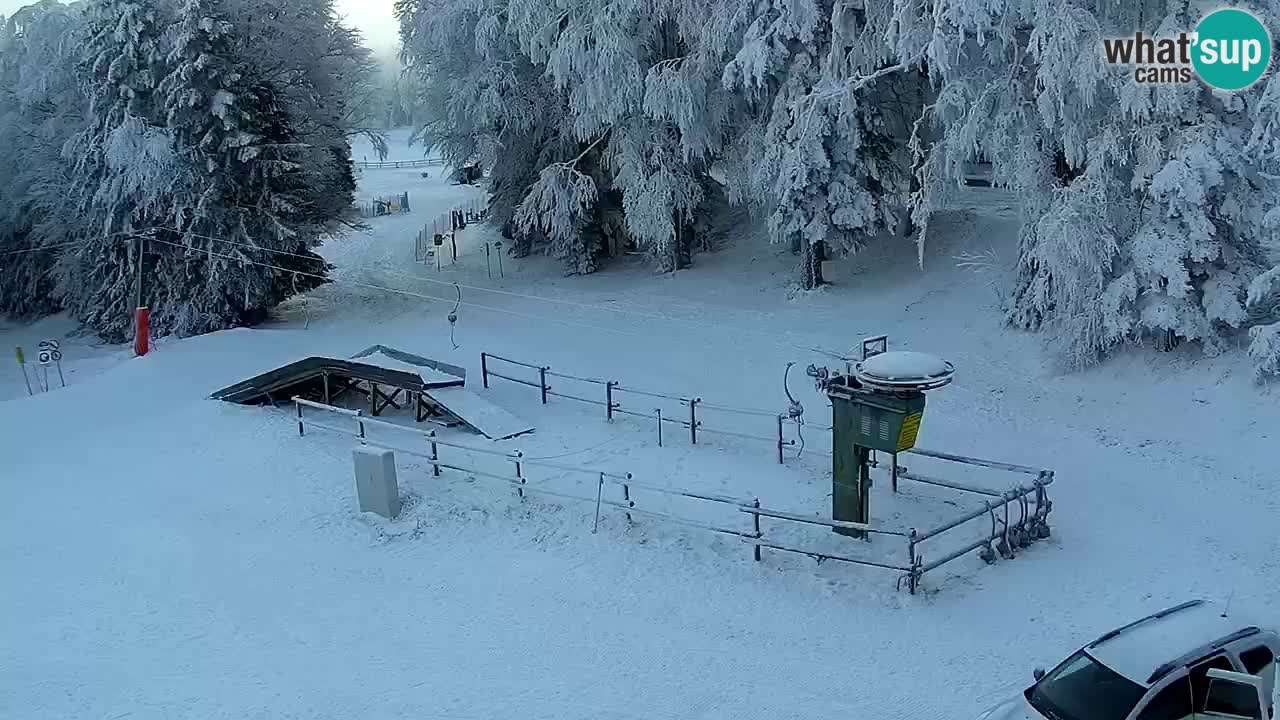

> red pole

[{"left": 134, "top": 307, "right": 150, "bottom": 356}]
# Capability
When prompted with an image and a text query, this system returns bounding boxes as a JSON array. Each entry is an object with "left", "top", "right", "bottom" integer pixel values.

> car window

[
  {"left": 1204, "top": 676, "right": 1263, "bottom": 718},
  {"left": 1239, "top": 646, "right": 1275, "bottom": 675},
  {"left": 1190, "top": 655, "right": 1237, "bottom": 709},
  {"left": 1136, "top": 677, "right": 1192, "bottom": 720}
]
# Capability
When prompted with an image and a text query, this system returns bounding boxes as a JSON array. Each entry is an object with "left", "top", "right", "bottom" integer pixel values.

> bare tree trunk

[{"left": 800, "top": 240, "right": 826, "bottom": 289}]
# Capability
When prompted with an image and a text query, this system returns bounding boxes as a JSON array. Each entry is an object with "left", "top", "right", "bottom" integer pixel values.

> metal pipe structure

[
  {"left": 746, "top": 538, "right": 913, "bottom": 572},
  {"left": 613, "top": 385, "right": 687, "bottom": 402},
  {"left": 484, "top": 370, "right": 542, "bottom": 389},
  {"left": 893, "top": 467, "right": 1004, "bottom": 497},
  {"left": 545, "top": 388, "right": 607, "bottom": 406},
  {"left": 544, "top": 369, "right": 609, "bottom": 385},
  {"left": 904, "top": 447, "right": 1047, "bottom": 476},
  {"left": 482, "top": 353, "right": 544, "bottom": 370},
  {"left": 742, "top": 506, "right": 908, "bottom": 536},
  {"left": 903, "top": 475, "right": 1054, "bottom": 593}
]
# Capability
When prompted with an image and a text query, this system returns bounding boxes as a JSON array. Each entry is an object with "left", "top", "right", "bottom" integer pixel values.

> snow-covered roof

[
  {"left": 348, "top": 345, "right": 465, "bottom": 385},
  {"left": 1086, "top": 600, "right": 1269, "bottom": 686},
  {"left": 860, "top": 351, "right": 950, "bottom": 381},
  {"left": 853, "top": 350, "right": 955, "bottom": 391}
]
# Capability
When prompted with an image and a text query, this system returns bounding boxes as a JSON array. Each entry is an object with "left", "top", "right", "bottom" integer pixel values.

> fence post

[
  {"left": 515, "top": 453, "right": 524, "bottom": 499},
  {"left": 606, "top": 381, "right": 617, "bottom": 421},
  {"left": 539, "top": 366, "right": 549, "bottom": 404},
  {"left": 481, "top": 352, "right": 489, "bottom": 389},
  {"left": 751, "top": 498, "right": 762, "bottom": 561},
  {"left": 656, "top": 408, "right": 663, "bottom": 447},
  {"left": 689, "top": 398, "right": 700, "bottom": 444},
  {"left": 296, "top": 401, "right": 304, "bottom": 437},
  {"left": 776, "top": 415, "right": 784, "bottom": 464},
  {"left": 429, "top": 429, "right": 440, "bottom": 477},
  {"left": 485, "top": 242, "right": 492, "bottom": 279},
  {"left": 592, "top": 472, "right": 604, "bottom": 533},
  {"left": 907, "top": 529, "right": 919, "bottom": 595}
]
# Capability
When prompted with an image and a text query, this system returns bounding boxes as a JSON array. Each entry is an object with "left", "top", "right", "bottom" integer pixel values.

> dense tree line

[
  {"left": 0, "top": 0, "right": 377, "bottom": 340},
  {"left": 395, "top": 0, "right": 1280, "bottom": 376}
]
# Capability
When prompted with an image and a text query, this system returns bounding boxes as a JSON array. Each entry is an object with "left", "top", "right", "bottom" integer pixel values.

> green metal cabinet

[{"left": 828, "top": 377, "right": 928, "bottom": 536}]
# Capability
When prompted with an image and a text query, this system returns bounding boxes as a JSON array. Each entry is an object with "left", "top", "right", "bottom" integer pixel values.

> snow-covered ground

[{"left": 3, "top": 131, "right": 1278, "bottom": 720}]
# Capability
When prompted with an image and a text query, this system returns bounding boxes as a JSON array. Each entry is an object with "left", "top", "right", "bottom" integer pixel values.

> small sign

[{"left": 37, "top": 339, "right": 62, "bottom": 365}]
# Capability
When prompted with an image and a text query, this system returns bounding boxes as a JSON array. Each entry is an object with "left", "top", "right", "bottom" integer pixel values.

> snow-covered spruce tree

[
  {"left": 59, "top": 0, "right": 178, "bottom": 341},
  {"left": 906, "top": 0, "right": 1279, "bottom": 367},
  {"left": 0, "top": 1, "right": 87, "bottom": 318},
  {"left": 720, "top": 0, "right": 926, "bottom": 289},
  {"left": 149, "top": 0, "right": 333, "bottom": 335},
  {"left": 235, "top": 0, "right": 384, "bottom": 175},
  {"left": 1244, "top": 74, "right": 1280, "bottom": 379},
  {"left": 232, "top": 0, "right": 368, "bottom": 231}
]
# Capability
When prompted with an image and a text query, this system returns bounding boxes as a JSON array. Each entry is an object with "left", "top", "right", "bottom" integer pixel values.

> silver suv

[{"left": 979, "top": 600, "right": 1279, "bottom": 720}]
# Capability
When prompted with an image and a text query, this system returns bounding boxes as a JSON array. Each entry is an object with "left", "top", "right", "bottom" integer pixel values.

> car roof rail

[
  {"left": 1146, "top": 627, "right": 1262, "bottom": 684},
  {"left": 1087, "top": 600, "right": 1206, "bottom": 649}
]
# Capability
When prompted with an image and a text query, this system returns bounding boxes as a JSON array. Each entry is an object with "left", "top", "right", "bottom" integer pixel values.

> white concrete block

[{"left": 353, "top": 445, "right": 400, "bottom": 519}]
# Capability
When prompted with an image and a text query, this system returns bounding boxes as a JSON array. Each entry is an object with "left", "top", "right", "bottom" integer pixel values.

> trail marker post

[{"left": 14, "top": 346, "right": 32, "bottom": 396}]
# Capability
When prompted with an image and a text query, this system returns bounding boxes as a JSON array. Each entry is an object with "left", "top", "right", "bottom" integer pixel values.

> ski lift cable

[{"left": 0, "top": 240, "right": 88, "bottom": 257}]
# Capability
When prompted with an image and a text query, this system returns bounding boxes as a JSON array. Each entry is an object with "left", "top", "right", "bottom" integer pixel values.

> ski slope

[{"left": 2, "top": 131, "right": 1277, "bottom": 720}]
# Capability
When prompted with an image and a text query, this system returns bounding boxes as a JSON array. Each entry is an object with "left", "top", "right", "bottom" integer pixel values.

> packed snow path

[{"left": 2, "top": 133, "right": 1277, "bottom": 720}]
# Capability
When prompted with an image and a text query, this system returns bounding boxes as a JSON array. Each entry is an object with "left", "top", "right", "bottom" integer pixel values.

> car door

[
  {"left": 1235, "top": 644, "right": 1277, "bottom": 715},
  {"left": 1199, "top": 667, "right": 1270, "bottom": 719},
  {"left": 1131, "top": 656, "right": 1240, "bottom": 720},
  {"left": 1191, "top": 655, "right": 1242, "bottom": 712}
]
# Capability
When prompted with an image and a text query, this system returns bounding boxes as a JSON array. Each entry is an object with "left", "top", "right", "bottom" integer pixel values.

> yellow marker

[
  {"left": 15, "top": 345, "right": 24, "bottom": 364},
  {"left": 896, "top": 412, "right": 923, "bottom": 452}
]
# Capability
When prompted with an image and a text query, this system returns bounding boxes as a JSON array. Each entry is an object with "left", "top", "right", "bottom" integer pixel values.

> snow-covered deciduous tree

[
  {"left": 398, "top": 0, "right": 747, "bottom": 275},
  {"left": 909, "top": 0, "right": 1280, "bottom": 368}
]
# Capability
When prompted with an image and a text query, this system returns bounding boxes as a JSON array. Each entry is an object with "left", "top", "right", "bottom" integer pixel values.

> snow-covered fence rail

[
  {"left": 355, "top": 158, "right": 444, "bottom": 169},
  {"left": 290, "top": 396, "right": 990, "bottom": 592},
  {"left": 293, "top": 397, "right": 758, "bottom": 542},
  {"left": 355, "top": 192, "right": 411, "bottom": 218},
  {"left": 480, "top": 352, "right": 788, "bottom": 450}
]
